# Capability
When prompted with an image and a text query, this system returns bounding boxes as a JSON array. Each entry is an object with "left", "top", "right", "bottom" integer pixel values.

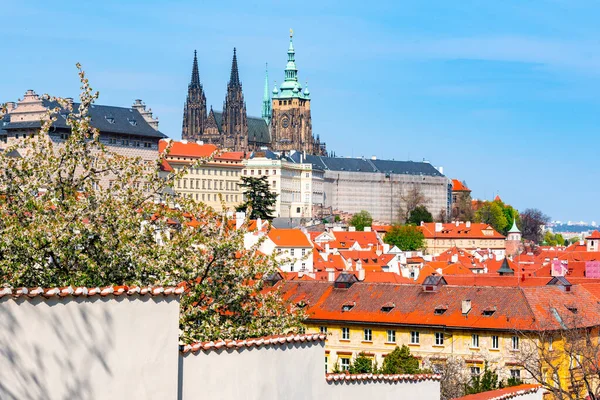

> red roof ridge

[
  {"left": 451, "top": 383, "right": 541, "bottom": 400},
  {"left": 326, "top": 373, "right": 441, "bottom": 383},
  {"left": 0, "top": 285, "right": 184, "bottom": 299},
  {"left": 182, "top": 333, "right": 326, "bottom": 353}
]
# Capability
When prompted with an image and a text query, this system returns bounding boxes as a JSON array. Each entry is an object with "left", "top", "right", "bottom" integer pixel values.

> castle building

[{"left": 181, "top": 32, "right": 325, "bottom": 155}]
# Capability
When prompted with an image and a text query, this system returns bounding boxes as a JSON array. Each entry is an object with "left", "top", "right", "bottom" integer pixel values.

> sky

[{"left": 2, "top": 1, "right": 599, "bottom": 222}]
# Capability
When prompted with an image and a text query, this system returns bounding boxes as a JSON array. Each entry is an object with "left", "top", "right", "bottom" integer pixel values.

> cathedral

[{"left": 181, "top": 32, "right": 326, "bottom": 155}]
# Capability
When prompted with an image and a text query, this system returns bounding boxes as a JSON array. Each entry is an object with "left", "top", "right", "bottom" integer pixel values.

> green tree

[
  {"left": 465, "top": 362, "right": 500, "bottom": 395},
  {"left": 0, "top": 65, "right": 302, "bottom": 343},
  {"left": 349, "top": 352, "right": 374, "bottom": 373},
  {"left": 474, "top": 201, "right": 508, "bottom": 234},
  {"left": 349, "top": 210, "right": 373, "bottom": 231},
  {"left": 569, "top": 236, "right": 580, "bottom": 244},
  {"left": 384, "top": 225, "right": 425, "bottom": 251},
  {"left": 501, "top": 205, "right": 520, "bottom": 236},
  {"left": 236, "top": 176, "right": 278, "bottom": 220},
  {"left": 381, "top": 345, "right": 421, "bottom": 374},
  {"left": 543, "top": 231, "right": 558, "bottom": 246},
  {"left": 407, "top": 205, "right": 433, "bottom": 225}
]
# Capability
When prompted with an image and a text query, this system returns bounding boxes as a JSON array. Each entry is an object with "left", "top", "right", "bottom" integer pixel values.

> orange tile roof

[
  {"left": 453, "top": 384, "right": 540, "bottom": 400},
  {"left": 268, "top": 228, "right": 312, "bottom": 248},
  {"left": 313, "top": 253, "right": 346, "bottom": 271},
  {"left": 159, "top": 139, "right": 217, "bottom": 157},
  {"left": 181, "top": 333, "right": 326, "bottom": 353},
  {"left": 371, "top": 225, "right": 392, "bottom": 233},
  {"left": 279, "top": 280, "right": 600, "bottom": 331},
  {"left": 451, "top": 179, "right": 470, "bottom": 192},
  {"left": 420, "top": 222, "right": 505, "bottom": 240},
  {"left": 331, "top": 231, "right": 381, "bottom": 249},
  {"left": 0, "top": 285, "right": 184, "bottom": 299},
  {"left": 362, "top": 272, "right": 413, "bottom": 284},
  {"left": 587, "top": 230, "right": 600, "bottom": 239}
]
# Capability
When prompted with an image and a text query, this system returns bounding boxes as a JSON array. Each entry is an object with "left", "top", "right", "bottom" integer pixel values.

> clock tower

[{"left": 271, "top": 30, "right": 323, "bottom": 155}]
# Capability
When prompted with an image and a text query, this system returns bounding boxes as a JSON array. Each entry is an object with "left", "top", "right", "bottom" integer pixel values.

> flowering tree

[{"left": 0, "top": 64, "right": 303, "bottom": 343}]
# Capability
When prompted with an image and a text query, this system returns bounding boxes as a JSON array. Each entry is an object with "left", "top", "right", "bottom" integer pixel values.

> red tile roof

[
  {"left": 587, "top": 230, "right": 600, "bottom": 239},
  {"left": 181, "top": 333, "right": 326, "bottom": 353},
  {"left": 159, "top": 140, "right": 245, "bottom": 161},
  {"left": 0, "top": 285, "right": 184, "bottom": 299},
  {"left": 451, "top": 179, "right": 470, "bottom": 192},
  {"left": 279, "top": 280, "right": 600, "bottom": 331},
  {"left": 452, "top": 384, "right": 540, "bottom": 400},
  {"left": 420, "top": 222, "right": 505, "bottom": 240},
  {"left": 331, "top": 231, "right": 381, "bottom": 249},
  {"left": 268, "top": 228, "right": 312, "bottom": 247},
  {"left": 326, "top": 373, "right": 441, "bottom": 383}
]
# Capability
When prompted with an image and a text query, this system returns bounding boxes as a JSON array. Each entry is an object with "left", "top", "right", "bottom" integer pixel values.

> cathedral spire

[
  {"left": 190, "top": 50, "right": 201, "bottom": 88},
  {"left": 262, "top": 63, "right": 271, "bottom": 124},
  {"left": 285, "top": 30, "right": 298, "bottom": 83},
  {"left": 229, "top": 48, "right": 241, "bottom": 87}
]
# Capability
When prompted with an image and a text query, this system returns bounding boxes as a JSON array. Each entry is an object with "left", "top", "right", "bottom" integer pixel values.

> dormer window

[
  {"left": 105, "top": 115, "right": 115, "bottom": 124},
  {"left": 566, "top": 306, "right": 578, "bottom": 314},
  {"left": 342, "top": 302, "right": 355, "bottom": 312},
  {"left": 297, "top": 300, "right": 308, "bottom": 308},
  {"left": 128, "top": 118, "right": 137, "bottom": 126},
  {"left": 381, "top": 302, "right": 395, "bottom": 312},
  {"left": 482, "top": 308, "right": 496, "bottom": 317},
  {"left": 434, "top": 305, "right": 447, "bottom": 315}
]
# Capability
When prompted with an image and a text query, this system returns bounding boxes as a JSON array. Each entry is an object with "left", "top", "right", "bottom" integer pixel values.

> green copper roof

[
  {"left": 261, "top": 63, "right": 271, "bottom": 124},
  {"left": 275, "top": 30, "right": 310, "bottom": 100},
  {"left": 508, "top": 218, "right": 521, "bottom": 234}
]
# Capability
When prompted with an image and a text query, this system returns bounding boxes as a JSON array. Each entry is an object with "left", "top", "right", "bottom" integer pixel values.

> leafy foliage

[
  {"left": 348, "top": 352, "right": 376, "bottom": 373},
  {"left": 543, "top": 231, "right": 565, "bottom": 246},
  {"left": 0, "top": 65, "right": 303, "bottom": 343},
  {"left": 474, "top": 201, "right": 508, "bottom": 234},
  {"left": 384, "top": 225, "right": 425, "bottom": 251},
  {"left": 381, "top": 345, "right": 421, "bottom": 374},
  {"left": 407, "top": 205, "right": 433, "bottom": 225},
  {"left": 464, "top": 362, "right": 500, "bottom": 395},
  {"left": 236, "top": 176, "right": 277, "bottom": 220},
  {"left": 349, "top": 210, "right": 373, "bottom": 231}
]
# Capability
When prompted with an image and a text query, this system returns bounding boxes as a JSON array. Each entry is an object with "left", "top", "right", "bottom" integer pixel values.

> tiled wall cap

[
  {"left": 182, "top": 333, "right": 327, "bottom": 354},
  {"left": 326, "top": 373, "right": 442, "bottom": 383},
  {"left": 0, "top": 285, "right": 184, "bottom": 299}
]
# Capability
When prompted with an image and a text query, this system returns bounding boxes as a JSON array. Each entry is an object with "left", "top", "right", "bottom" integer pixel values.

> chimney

[
  {"left": 466, "top": 221, "right": 471, "bottom": 228},
  {"left": 435, "top": 222, "right": 443, "bottom": 232},
  {"left": 348, "top": 226, "right": 356, "bottom": 232},
  {"left": 383, "top": 243, "right": 390, "bottom": 253},
  {"left": 462, "top": 300, "right": 472, "bottom": 315},
  {"left": 364, "top": 226, "right": 372, "bottom": 232},
  {"left": 197, "top": 140, "right": 204, "bottom": 145},
  {"left": 235, "top": 211, "right": 245, "bottom": 230},
  {"left": 257, "top": 217, "right": 262, "bottom": 231},
  {"left": 358, "top": 269, "right": 365, "bottom": 281},
  {"left": 327, "top": 269, "right": 335, "bottom": 282},
  {"left": 325, "top": 243, "right": 330, "bottom": 253},
  {"left": 451, "top": 254, "right": 458, "bottom": 263},
  {"left": 455, "top": 221, "right": 459, "bottom": 227}
]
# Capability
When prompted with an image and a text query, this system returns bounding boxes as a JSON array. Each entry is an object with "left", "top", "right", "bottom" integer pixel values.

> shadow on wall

[{"left": 0, "top": 297, "right": 115, "bottom": 400}]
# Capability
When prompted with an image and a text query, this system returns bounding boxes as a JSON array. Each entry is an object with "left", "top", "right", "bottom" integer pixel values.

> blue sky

[{"left": 2, "top": 1, "right": 599, "bottom": 222}]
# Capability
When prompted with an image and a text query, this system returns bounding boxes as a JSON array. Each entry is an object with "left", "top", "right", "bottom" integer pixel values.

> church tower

[
  {"left": 221, "top": 48, "right": 248, "bottom": 151},
  {"left": 271, "top": 30, "right": 322, "bottom": 154},
  {"left": 182, "top": 50, "right": 207, "bottom": 141},
  {"left": 261, "top": 64, "right": 271, "bottom": 125}
]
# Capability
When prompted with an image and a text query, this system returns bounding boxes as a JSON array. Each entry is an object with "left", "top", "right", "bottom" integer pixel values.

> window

[
  {"left": 410, "top": 331, "right": 420, "bottom": 344},
  {"left": 471, "top": 366, "right": 481, "bottom": 376},
  {"left": 320, "top": 326, "right": 328, "bottom": 334},
  {"left": 298, "top": 326, "right": 306, "bottom": 334},
  {"left": 301, "top": 262, "right": 306, "bottom": 270},
  {"left": 325, "top": 356, "right": 328, "bottom": 373},
  {"left": 301, "top": 249, "right": 306, "bottom": 256},
  {"left": 290, "top": 249, "right": 295, "bottom": 256},
  {"left": 387, "top": 330, "right": 396, "bottom": 343},
  {"left": 273, "top": 170, "right": 276, "bottom": 175},
  {"left": 435, "top": 332, "right": 444, "bottom": 346},
  {"left": 341, "top": 327, "right": 350, "bottom": 340},
  {"left": 272, "top": 180, "right": 276, "bottom": 188},
  {"left": 471, "top": 334, "right": 479, "bottom": 348},
  {"left": 491, "top": 335, "right": 499, "bottom": 350},
  {"left": 265, "top": 170, "right": 269, "bottom": 175},
  {"left": 258, "top": 170, "right": 262, "bottom": 175},
  {"left": 364, "top": 329, "right": 372, "bottom": 341},
  {"left": 306, "top": 173, "right": 310, "bottom": 177},
  {"left": 341, "top": 358, "right": 350, "bottom": 371},
  {"left": 510, "top": 369, "right": 521, "bottom": 380},
  {"left": 512, "top": 336, "right": 519, "bottom": 350},
  {"left": 251, "top": 170, "right": 254, "bottom": 175},
  {"left": 296, "top": 207, "right": 301, "bottom": 213}
]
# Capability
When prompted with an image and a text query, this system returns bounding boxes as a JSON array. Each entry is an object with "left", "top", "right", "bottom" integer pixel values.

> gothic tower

[
  {"left": 271, "top": 30, "right": 322, "bottom": 155},
  {"left": 182, "top": 50, "right": 207, "bottom": 141},
  {"left": 221, "top": 48, "right": 248, "bottom": 151}
]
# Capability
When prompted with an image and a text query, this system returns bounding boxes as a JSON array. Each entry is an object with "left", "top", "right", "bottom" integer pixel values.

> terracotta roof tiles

[
  {"left": 0, "top": 285, "right": 184, "bottom": 299},
  {"left": 452, "top": 384, "right": 540, "bottom": 400},
  {"left": 181, "top": 333, "right": 326, "bottom": 353},
  {"left": 326, "top": 373, "right": 441, "bottom": 383}
]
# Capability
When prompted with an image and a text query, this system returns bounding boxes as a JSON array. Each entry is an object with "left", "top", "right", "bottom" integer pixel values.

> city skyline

[{"left": 2, "top": 1, "right": 599, "bottom": 222}]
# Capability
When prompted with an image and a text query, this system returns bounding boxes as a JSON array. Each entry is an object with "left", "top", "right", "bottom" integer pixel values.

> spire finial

[
  {"left": 262, "top": 63, "right": 272, "bottom": 123},
  {"left": 290, "top": 28, "right": 293, "bottom": 38},
  {"left": 190, "top": 50, "right": 201, "bottom": 88},
  {"left": 229, "top": 47, "right": 240, "bottom": 86}
]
